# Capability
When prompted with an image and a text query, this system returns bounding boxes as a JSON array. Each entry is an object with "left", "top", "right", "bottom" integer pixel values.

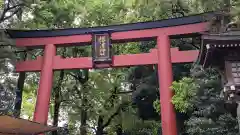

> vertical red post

[
  {"left": 33, "top": 44, "right": 56, "bottom": 124},
  {"left": 157, "top": 35, "right": 177, "bottom": 135}
]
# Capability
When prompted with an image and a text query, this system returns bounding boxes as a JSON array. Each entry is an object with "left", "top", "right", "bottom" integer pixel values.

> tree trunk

[
  {"left": 79, "top": 73, "right": 89, "bottom": 135},
  {"left": 80, "top": 96, "right": 88, "bottom": 135},
  {"left": 115, "top": 124, "right": 122, "bottom": 135},
  {"left": 96, "top": 127, "right": 104, "bottom": 135},
  {"left": 52, "top": 70, "right": 65, "bottom": 135},
  {"left": 72, "top": 83, "right": 88, "bottom": 135},
  {"left": 96, "top": 116, "right": 104, "bottom": 135},
  {"left": 14, "top": 72, "right": 26, "bottom": 117},
  {"left": 115, "top": 110, "right": 122, "bottom": 135},
  {"left": 237, "top": 103, "right": 240, "bottom": 133},
  {"left": 52, "top": 93, "right": 61, "bottom": 135},
  {"left": 14, "top": 53, "right": 27, "bottom": 117},
  {"left": 53, "top": 99, "right": 61, "bottom": 126}
]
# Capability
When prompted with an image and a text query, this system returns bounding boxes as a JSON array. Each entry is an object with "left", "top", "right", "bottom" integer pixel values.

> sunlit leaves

[
  {"left": 153, "top": 100, "right": 160, "bottom": 113},
  {"left": 153, "top": 77, "right": 199, "bottom": 113},
  {"left": 171, "top": 77, "right": 199, "bottom": 113},
  {"left": 20, "top": 83, "right": 37, "bottom": 120},
  {"left": 0, "top": 85, "right": 16, "bottom": 115}
]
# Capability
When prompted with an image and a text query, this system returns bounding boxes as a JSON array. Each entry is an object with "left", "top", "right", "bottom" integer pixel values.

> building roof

[
  {"left": 198, "top": 29, "right": 240, "bottom": 68},
  {"left": 0, "top": 115, "right": 58, "bottom": 135},
  {"left": 6, "top": 12, "right": 215, "bottom": 38}
]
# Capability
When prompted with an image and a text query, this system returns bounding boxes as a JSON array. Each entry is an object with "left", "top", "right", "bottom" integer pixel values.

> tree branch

[
  {"left": 8, "top": 3, "right": 24, "bottom": 11},
  {"left": 54, "top": 70, "right": 65, "bottom": 90},
  {"left": 86, "top": 125, "right": 97, "bottom": 132},
  {"left": 103, "top": 102, "right": 129, "bottom": 128},
  {"left": 117, "top": 90, "right": 134, "bottom": 94},
  {"left": 74, "top": 70, "right": 89, "bottom": 84},
  {"left": 61, "top": 99, "right": 74, "bottom": 103},
  {"left": 0, "top": 1, "right": 24, "bottom": 23},
  {"left": 103, "top": 105, "right": 122, "bottom": 128},
  {"left": 0, "top": 8, "right": 7, "bottom": 21},
  {"left": 179, "top": 38, "right": 200, "bottom": 49},
  {"left": 6, "top": 0, "right": 11, "bottom": 10},
  {"left": 2, "top": 7, "right": 21, "bottom": 21},
  {"left": 67, "top": 72, "right": 79, "bottom": 80}
]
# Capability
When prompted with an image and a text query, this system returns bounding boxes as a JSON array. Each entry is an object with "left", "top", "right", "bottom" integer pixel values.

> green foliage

[
  {"left": 154, "top": 66, "right": 239, "bottom": 134},
  {"left": 184, "top": 67, "right": 238, "bottom": 135},
  {"left": 153, "top": 100, "right": 160, "bottom": 113},
  {"left": 123, "top": 120, "right": 161, "bottom": 135},
  {"left": 20, "top": 83, "right": 37, "bottom": 119},
  {"left": 121, "top": 105, "right": 161, "bottom": 135},
  {"left": 153, "top": 77, "right": 199, "bottom": 113},
  {"left": 0, "top": 39, "right": 16, "bottom": 116},
  {"left": 171, "top": 77, "right": 199, "bottom": 113},
  {"left": 186, "top": 113, "right": 238, "bottom": 135},
  {"left": 0, "top": 83, "right": 16, "bottom": 115},
  {"left": 231, "top": 0, "right": 240, "bottom": 21}
]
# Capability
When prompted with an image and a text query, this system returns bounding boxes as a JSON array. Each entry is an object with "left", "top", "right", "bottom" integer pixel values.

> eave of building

[
  {"left": 199, "top": 35, "right": 240, "bottom": 68},
  {"left": 202, "top": 34, "right": 240, "bottom": 41},
  {"left": 208, "top": 44, "right": 240, "bottom": 48}
]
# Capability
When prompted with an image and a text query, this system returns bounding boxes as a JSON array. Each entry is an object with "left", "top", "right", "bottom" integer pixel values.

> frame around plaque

[{"left": 92, "top": 33, "right": 112, "bottom": 65}]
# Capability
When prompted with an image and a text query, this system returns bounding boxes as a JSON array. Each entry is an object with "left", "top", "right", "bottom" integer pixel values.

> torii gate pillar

[
  {"left": 33, "top": 44, "right": 56, "bottom": 124},
  {"left": 157, "top": 35, "right": 177, "bottom": 135}
]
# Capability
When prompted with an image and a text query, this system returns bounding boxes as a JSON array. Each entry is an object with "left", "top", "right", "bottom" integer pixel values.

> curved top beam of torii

[
  {"left": 6, "top": 12, "right": 214, "bottom": 47},
  {"left": 8, "top": 12, "right": 215, "bottom": 72},
  {"left": 7, "top": 12, "right": 214, "bottom": 38}
]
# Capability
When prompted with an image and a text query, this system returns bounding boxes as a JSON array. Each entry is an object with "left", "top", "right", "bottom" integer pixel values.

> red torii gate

[{"left": 7, "top": 12, "right": 214, "bottom": 135}]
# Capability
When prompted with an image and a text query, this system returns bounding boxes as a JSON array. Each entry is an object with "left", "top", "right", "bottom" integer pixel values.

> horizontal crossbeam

[{"left": 16, "top": 48, "right": 199, "bottom": 72}]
